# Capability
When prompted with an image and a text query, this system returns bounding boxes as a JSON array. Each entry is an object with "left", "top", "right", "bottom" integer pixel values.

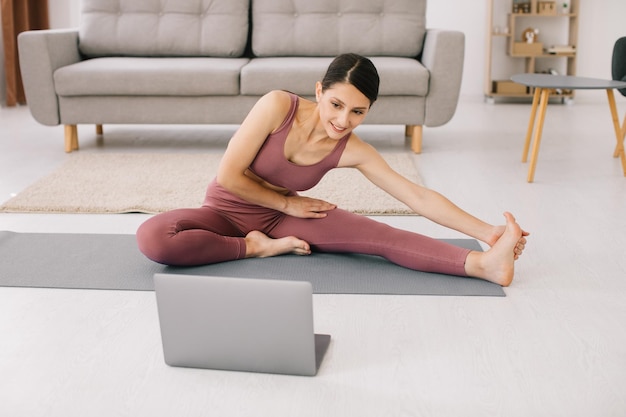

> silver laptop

[{"left": 153, "top": 273, "right": 331, "bottom": 376}]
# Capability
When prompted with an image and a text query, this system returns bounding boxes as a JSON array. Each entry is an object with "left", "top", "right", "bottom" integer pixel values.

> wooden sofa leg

[
  {"left": 64, "top": 125, "right": 79, "bottom": 153},
  {"left": 405, "top": 125, "right": 423, "bottom": 154},
  {"left": 96, "top": 124, "right": 103, "bottom": 135}
]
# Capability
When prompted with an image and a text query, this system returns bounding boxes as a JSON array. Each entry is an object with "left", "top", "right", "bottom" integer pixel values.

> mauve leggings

[{"left": 136, "top": 181, "right": 471, "bottom": 276}]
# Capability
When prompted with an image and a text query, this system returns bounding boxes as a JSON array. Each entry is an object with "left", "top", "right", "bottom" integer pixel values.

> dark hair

[{"left": 321, "top": 53, "right": 380, "bottom": 106}]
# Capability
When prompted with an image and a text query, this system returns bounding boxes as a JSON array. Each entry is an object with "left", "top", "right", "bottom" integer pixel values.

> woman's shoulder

[
  {"left": 261, "top": 90, "right": 296, "bottom": 109},
  {"left": 338, "top": 133, "right": 382, "bottom": 168},
  {"left": 247, "top": 90, "right": 296, "bottom": 130},
  {"left": 264, "top": 90, "right": 317, "bottom": 111}
]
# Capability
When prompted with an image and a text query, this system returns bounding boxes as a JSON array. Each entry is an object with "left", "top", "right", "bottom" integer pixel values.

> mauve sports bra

[{"left": 248, "top": 93, "right": 350, "bottom": 192}]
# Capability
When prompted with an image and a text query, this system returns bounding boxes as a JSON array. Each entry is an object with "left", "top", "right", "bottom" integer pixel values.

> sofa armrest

[
  {"left": 18, "top": 29, "right": 82, "bottom": 126},
  {"left": 420, "top": 29, "right": 465, "bottom": 127}
]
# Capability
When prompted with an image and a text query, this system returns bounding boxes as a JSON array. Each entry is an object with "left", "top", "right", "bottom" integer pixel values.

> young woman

[{"left": 137, "top": 54, "right": 528, "bottom": 286}]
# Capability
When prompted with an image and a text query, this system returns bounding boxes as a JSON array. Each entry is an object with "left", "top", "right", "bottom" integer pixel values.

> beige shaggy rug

[{"left": 0, "top": 153, "right": 423, "bottom": 215}]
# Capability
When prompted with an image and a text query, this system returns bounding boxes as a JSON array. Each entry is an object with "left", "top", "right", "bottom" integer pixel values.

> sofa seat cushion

[
  {"left": 79, "top": 0, "right": 249, "bottom": 57},
  {"left": 252, "top": 0, "right": 426, "bottom": 57},
  {"left": 241, "top": 57, "right": 429, "bottom": 97},
  {"left": 54, "top": 57, "right": 250, "bottom": 96}
]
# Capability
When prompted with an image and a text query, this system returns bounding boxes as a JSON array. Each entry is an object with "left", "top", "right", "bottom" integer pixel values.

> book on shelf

[{"left": 545, "top": 45, "right": 576, "bottom": 54}]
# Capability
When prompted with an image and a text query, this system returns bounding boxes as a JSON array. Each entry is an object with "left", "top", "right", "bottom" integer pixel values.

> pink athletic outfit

[{"left": 136, "top": 93, "right": 471, "bottom": 276}]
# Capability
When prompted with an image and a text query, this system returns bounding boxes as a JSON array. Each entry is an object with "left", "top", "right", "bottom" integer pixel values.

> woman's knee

[{"left": 136, "top": 216, "right": 175, "bottom": 264}]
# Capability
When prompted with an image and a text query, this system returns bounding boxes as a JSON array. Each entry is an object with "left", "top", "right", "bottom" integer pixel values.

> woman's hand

[
  {"left": 486, "top": 224, "right": 529, "bottom": 260},
  {"left": 283, "top": 196, "right": 336, "bottom": 218}
]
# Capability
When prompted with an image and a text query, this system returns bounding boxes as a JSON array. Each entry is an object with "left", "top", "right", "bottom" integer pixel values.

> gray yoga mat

[{"left": 0, "top": 231, "right": 505, "bottom": 296}]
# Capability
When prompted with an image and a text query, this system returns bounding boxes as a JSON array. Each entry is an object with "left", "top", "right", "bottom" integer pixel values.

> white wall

[
  {"left": 49, "top": 0, "right": 81, "bottom": 29},
  {"left": 40, "top": 0, "right": 626, "bottom": 101}
]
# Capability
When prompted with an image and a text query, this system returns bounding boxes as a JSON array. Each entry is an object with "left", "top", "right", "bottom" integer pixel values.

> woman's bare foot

[
  {"left": 244, "top": 230, "right": 311, "bottom": 258},
  {"left": 465, "top": 212, "right": 523, "bottom": 286}
]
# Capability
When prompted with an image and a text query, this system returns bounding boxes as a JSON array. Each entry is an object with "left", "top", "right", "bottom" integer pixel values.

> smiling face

[{"left": 315, "top": 81, "right": 371, "bottom": 140}]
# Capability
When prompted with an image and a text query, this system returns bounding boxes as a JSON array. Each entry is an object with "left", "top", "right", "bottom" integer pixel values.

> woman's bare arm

[
  {"left": 216, "top": 91, "right": 336, "bottom": 218},
  {"left": 340, "top": 138, "right": 509, "bottom": 245}
]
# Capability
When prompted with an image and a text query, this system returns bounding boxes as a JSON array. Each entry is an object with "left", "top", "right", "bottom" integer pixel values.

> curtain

[{"left": 1, "top": 0, "right": 49, "bottom": 106}]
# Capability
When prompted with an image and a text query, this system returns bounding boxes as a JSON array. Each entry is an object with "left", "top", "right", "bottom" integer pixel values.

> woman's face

[{"left": 315, "top": 82, "right": 370, "bottom": 140}]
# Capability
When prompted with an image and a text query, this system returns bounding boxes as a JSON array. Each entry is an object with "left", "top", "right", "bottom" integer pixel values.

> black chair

[{"left": 612, "top": 36, "right": 626, "bottom": 156}]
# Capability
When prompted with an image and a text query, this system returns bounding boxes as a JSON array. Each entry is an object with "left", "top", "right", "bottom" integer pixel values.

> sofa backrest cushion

[
  {"left": 252, "top": 0, "right": 426, "bottom": 57},
  {"left": 79, "top": 0, "right": 249, "bottom": 58}
]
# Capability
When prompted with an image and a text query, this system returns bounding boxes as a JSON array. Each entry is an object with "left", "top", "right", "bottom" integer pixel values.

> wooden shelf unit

[{"left": 485, "top": 0, "right": 579, "bottom": 100}]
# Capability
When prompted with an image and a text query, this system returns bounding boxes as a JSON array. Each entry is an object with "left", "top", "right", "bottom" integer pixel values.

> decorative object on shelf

[
  {"left": 514, "top": 27, "right": 542, "bottom": 56},
  {"left": 522, "top": 27, "right": 540, "bottom": 44},
  {"left": 537, "top": 1, "right": 557, "bottom": 15},
  {"left": 512, "top": 0, "right": 532, "bottom": 14},
  {"left": 559, "top": 1, "right": 570, "bottom": 14},
  {"left": 493, "top": 26, "right": 510, "bottom": 36}
]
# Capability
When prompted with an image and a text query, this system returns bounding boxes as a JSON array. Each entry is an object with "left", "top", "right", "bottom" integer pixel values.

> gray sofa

[{"left": 18, "top": 0, "right": 464, "bottom": 153}]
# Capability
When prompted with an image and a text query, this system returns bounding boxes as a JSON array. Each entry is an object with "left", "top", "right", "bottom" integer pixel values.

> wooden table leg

[
  {"left": 527, "top": 88, "right": 550, "bottom": 183},
  {"left": 617, "top": 115, "right": 626, "bottom": 158},
  {"left": 522, "top": 87, "right": 542, "bottom": 163},
  {"left": 611, "top": 113, "right": 625, "bottom": 158},
  {"left": 606, "top": 89, "right": 626, "bottom": 175}
]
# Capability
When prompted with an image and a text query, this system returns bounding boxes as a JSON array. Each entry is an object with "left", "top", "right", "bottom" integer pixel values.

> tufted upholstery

[
  {"left": 240, "top": 57, "right": 428, "bottom": 96},
  {"left": 252, "top": 0, "right": 426, "bottom": 57},
  {"left": 78, "top": 0, "right": 249, "bottom": 57},
  {"left": 18, "top": 0, "right": 465, "bottom": 153}
]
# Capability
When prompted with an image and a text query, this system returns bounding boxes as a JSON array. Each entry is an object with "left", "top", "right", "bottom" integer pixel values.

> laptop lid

[{"left": 154, "top": 273, "right": 331, "bottom": 377}]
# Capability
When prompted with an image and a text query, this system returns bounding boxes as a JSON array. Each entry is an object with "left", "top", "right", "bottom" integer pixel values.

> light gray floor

[{"left": 1, "top": 96, "right": 625, "bottom": 417}]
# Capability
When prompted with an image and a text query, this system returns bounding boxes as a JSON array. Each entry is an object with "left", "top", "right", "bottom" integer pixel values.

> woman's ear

[{"left": 315, "top": 81, "right": 323, "bottom": 102}]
